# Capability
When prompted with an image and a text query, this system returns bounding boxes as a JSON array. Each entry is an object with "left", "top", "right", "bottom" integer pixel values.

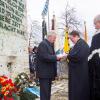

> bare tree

[
  {"left": 59, "top": 3, "right": 81, "bottom": 31},
  {"left": 29, "top": 20, "right": 42, "bottom": 47}
]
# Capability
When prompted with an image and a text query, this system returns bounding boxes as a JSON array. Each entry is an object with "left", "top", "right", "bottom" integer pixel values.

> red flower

[
  {"left": 0, "top": 76, "right": 17, "bottom": 97},
  {"left": 4, "top": 96, "right": 14, "bottom": 100}
]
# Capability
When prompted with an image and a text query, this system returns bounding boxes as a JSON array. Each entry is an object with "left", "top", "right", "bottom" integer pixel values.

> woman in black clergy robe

[{"left": 67, "top": 30, "right": 90, "bottom": 100}]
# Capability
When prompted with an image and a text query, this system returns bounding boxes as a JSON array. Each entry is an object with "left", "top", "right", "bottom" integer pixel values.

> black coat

[
  {"left": 88, "top": 33, "right": 100, "bottom": 100},
  {"left": 68, "top": 39, "right": 90, "bottom": 100},
  {"left": 29, "top": 52, "right": 37, "bottom": 73},
  {"left": 36, "top": 39, "right": 57, "bottom": 79}
]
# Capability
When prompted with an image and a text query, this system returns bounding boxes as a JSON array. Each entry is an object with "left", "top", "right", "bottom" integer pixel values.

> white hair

[
  {"left": 94, "top": 14, "right": 100, "bottom": 23},
  {"left": 47, "top": 30, "right": 56, "bottom": 38}
]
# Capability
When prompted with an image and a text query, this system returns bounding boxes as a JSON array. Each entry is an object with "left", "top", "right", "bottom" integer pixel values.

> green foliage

[{"left": 20, "top": 91, "right": 38, "bottom": 100}]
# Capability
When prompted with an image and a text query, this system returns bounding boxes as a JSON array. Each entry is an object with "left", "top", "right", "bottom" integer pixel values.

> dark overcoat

[
  {"left": 88, "top": 32, "right": 100, "bottom": 100},
  {"left": 68, "top": 39, "right": 90, "bottom": 100},
  {"left": 36, "top": 39, "right": 57, "bottom": 79}
]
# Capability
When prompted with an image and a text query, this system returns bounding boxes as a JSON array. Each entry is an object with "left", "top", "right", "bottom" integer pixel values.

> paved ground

[{"left": 36, "top": 79, "right": 68, "bottom": 100}]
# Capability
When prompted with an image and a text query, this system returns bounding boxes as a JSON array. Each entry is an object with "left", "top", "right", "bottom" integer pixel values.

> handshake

[{"left": 56, "top": 53, "right": 68, "bottom": 61}]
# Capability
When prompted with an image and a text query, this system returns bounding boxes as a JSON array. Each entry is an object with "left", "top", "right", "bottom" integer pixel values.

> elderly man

[
  {"left": 88, "top": 15, "right": 100, "bottom": 100},
  {"left": 36, "top": 32, "right": 62, "bottom": 100},
  {"left": 67, "top": 31, "right": 90, "bottom": 100}
]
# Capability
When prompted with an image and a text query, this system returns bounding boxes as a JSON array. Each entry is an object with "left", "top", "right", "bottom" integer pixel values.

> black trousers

[{"left": 39, "top": 78, "right": 52, "bottom": 100}]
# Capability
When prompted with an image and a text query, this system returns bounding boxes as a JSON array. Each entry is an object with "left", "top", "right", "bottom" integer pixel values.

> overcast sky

[{"left": 27, "top": 0, "right": 100, "bottom": 40}]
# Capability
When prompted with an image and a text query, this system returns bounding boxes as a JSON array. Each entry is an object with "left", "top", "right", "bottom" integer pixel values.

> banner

[{"left": 41, "top": 0, "right": 49, "bottom": 17}]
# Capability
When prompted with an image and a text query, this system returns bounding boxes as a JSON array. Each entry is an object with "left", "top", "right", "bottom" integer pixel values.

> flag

[
  {"left": 42, "top": 19, "right": 47, "bottom": 40},
  {"left": 51, "top": 14, "right": 55, "bottom": 30},
  {"left": 41, "top": 0, "right": 49, "bottom": 17},
  {"left": 63, "top": 30, "right": 70, "bottom": 53},
  {"left": 84, "top": 21, "right": 88, "bottom": 43}
]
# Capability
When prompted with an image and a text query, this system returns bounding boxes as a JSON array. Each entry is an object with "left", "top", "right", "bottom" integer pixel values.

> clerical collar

[
  {"left": 76, "top": 38, "right": 81, "bottom": 44},
  {"left": 95, "top": 29, "right": 100, "bottom": 35}
]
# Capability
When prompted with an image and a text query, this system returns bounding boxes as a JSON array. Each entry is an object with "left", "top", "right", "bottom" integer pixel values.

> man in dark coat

[
  {"left": 29, "top": 46, "right": 38, "bottom": 73},
  {"left": 67, "top": 30, "right": 90, "bottom": 100},
  {"left": 88, "top": 14, "right": 100, "bottom": 100},
  {"left": 36, "top": 32, "right": 62, "bottom": 100}
]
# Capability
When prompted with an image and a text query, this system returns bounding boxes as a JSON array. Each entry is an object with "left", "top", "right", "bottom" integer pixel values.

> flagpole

[
  {"left": 48, "top": 0, "right": 50, "bottom": 32},
  {"left": 84, "top": 21, "right": 88, "bottom": 43}
]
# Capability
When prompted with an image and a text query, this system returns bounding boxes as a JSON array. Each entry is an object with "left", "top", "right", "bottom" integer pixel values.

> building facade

[{"left": 0, "top": 0, "right": 29, "bottom": 79}]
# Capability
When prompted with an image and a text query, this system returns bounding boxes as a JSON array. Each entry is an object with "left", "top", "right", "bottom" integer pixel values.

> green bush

[{"left": 20, "top": 91, "right": 38, "bottom": 100}]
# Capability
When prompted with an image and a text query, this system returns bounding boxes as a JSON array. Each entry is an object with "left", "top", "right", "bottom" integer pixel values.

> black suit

[
  {"left": 88, "top": 33, "right": 100, "bottom": 100},
  {"left": 36, "top": 39, "right": 57, "bottom": 100}
]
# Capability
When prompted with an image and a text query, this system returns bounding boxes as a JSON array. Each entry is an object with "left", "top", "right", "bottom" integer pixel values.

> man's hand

[
  {"left": 57, "top": 53, "right": 68, "bottom": 61},
  {"left": 57, "top": 55, "right": 62, "bottom": 61}
]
